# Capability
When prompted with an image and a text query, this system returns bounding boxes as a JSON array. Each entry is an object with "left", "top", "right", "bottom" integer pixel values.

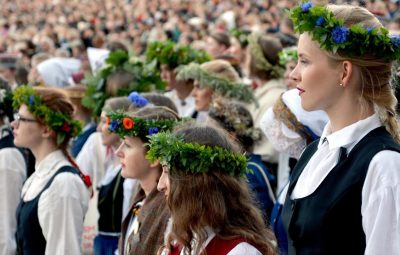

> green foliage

[
  {"left": 146, "top": 132, "right": 249, "bottom": 177},
  {"left": 82, "top": 50, "right": 166, "bottom": 116},
  {"left": 289, "top": 2, "right": 400, "bottom": 60},
  {"left": 279, "top": 47, "right": 298, "bottom": 66},
  {"left": 145, "top": 41, "right": 212, "bottom": 70},
  {"left": 106, "top": 111, "right": 179, "bottom": 140},
  {"left": 176, "top": 63, "right": 256, "bottom": 104},
  {"left": 13, "top": 86, "right": 82, "bottom": 145}
]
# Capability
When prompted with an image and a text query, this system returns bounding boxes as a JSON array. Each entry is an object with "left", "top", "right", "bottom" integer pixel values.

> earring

[{"left": 339, "top": 83, "right": 344, "bottom": 87}]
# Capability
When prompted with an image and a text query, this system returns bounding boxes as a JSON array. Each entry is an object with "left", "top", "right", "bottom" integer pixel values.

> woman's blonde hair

[
  {"left": 200, "top": 59, "right": 240, "bottom": 83},
  {"left": 324, "top": 3, "right": 400, "bottom": 142}
]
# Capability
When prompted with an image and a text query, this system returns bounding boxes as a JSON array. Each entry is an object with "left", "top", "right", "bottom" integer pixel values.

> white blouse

[
  {"left": 0, "top": 133, "right": 26, "bottom": 255},
  {"left": 291, "top": 113, "right": 400, "bottom": 255},
  {"left": 22, "top": 150, "right": 89, "bottom": 255},
  {"left": 164, "top": 90, "right": 196, "bottom": 117}
]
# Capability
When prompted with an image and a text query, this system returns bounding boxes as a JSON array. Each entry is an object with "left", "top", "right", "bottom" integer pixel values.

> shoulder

[
  {"left": 0, "top": 147, "right": 26, "bottom": 171},
  {"left": 0, "top": 147, "right": 24, "bottom": 159},
  {"left": 47, "top": 169, "right": 88, "bottom": 199},
  {"left": 227, "top": 242, "right": 262, "bottom": 255},
  {"left": 365, "top": 150, "right": 400, "bottom": 190}
]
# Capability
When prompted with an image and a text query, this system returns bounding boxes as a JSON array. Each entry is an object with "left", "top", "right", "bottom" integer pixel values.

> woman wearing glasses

[{"left": 11, "top": 86, "right": 91, "bottom": 255}]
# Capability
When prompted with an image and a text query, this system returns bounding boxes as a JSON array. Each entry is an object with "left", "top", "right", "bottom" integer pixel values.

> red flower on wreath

[
  {"left": 123, "top": 117, "right": 135, "bottom": 129},
  {"left": 106, "top": 117, "right": 111, "bottom": 125},
  {"left": 61, "top": 122, "right": 71, "bottom": 133}
]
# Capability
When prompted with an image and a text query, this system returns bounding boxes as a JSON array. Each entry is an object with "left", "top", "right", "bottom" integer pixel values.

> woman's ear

[
  {"left": 41, "top": 125, "right": 55, "bottom": 139},
  {"left": 340, "top": 60, "right": 353, "bottom": 88},
  {"left": 150, "top": 159, "right": 160, "bottom": 169}
]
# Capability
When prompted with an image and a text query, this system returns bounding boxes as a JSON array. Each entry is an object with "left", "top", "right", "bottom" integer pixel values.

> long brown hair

[{"left": 164, "top": 125, "right": 277, "bottom": 255}]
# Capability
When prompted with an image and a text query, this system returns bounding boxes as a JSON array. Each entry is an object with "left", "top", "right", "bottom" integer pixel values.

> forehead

[
  {"left": 298, "top": 33, "right": 327, "bottom": 59},
  {"left": 18, "top": 104, "right": 35, "bottom": 117}
]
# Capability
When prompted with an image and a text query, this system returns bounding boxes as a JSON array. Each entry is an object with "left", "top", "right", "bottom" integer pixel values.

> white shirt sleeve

[
  {"left": 227, "top": 242, "right": 262, "bottom": 255},
  {"left": 0, "top": 148, "right": 26, "bottom": 255},
  {"left": 38, "top": 172, "right": 89, "bottom": 255},
  {"left": 362, "top": 150, "right": 400, "bottom": 255}
]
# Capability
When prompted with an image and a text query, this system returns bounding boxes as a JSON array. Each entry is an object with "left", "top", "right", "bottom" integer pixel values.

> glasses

[{"left": 14, "top": 113, "right": 38, "bottom": 126}]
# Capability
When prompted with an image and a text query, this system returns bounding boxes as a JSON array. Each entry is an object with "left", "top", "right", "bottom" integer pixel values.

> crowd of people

[{"left": 0, "top": 0, "right": 399, "bottom": 254}]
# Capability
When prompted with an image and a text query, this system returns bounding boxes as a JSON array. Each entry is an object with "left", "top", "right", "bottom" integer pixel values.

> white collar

[
  {"left": 319, "top": 113, "right": 382, "bottom": 152},
  {"left": 35, "top": 150, "right": 70, "bottom": 177}
]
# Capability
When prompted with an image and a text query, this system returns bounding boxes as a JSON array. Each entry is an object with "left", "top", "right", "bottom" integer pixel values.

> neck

[
  {"left": 326, "top": 96, "right": 374, "bottom": 133},
  {"left": 140, "top": 167, "right": 160, "bottom": 197},
  {"left": 254, "top": 78, "right": 269, "bottom": 87},
  {"left": 31, "top": 140, "right": 59, "bottom": 164},
  {"left": 175, "top": 83, "right": 194, "bottom": 101}
]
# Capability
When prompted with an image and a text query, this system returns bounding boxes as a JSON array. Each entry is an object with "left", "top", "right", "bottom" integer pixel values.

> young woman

[
  {"left": 149, "top": 124, "right": 277, "bottom": 255},
  {"left": 108, "top": 106, "right": 180, "bottom": 255},
  {"left": 282, "top": 2, "right": 400, "bottom": 254},
  {"left": 12, "top": 86, "right": 90, "bottom": 254}
]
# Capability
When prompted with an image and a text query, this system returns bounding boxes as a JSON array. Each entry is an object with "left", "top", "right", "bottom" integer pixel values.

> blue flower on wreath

[
  {"left": 148, "top": 127, "right": 159, "bottom": 135},
  {"left": 390, "top": 35, "right": 400, "bottom": 47},
  {"left": 128, "top": 91, "right": 149, "bottom": 108},
  {"left": 301, "top": 2, "right": 313, "bottom": 12},
  {"left": 29, "top": 95, "right": 35, "bottom": 106},
  {"left": 331, "top": 26, "right": 349, "bottom": 44},
  {"left": 366, "top": 27, "right": 373, "bottom": 33},
  {"left": 316, "top": 17, "right": 325, "bottom": 27},
  {"left": 109, "top": 120, "right": 119, "bottom": 132}
]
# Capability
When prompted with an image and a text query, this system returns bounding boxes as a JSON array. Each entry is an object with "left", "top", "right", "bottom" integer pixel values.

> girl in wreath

[
  {"left": 12, "top": 86, "right": 91, "bottom": 254},
  {"left": 149, "top": 124, "right": 277, "bottom": 255},
  {"left": 282, "top": 1, "right": 400, "bottom": 254},
  {"left": 106, "top": 106, "right": 180, "bottom": 255}
]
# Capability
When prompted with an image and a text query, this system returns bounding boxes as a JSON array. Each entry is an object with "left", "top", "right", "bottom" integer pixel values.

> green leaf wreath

[
  {"left": 289, "top": 1, "right": 400, "bottom": 60},
  {"left": 145, "top": 40, "right": 212, "bottom": 70},
  {"left": 82, "top": 50, "right": 166, "bottom": 116},
  {"left": 176, "top": 63, "right": 256, "bottom": 104},
  {"left": 146, "top": 132, "right": 249, "bottom": 177},
  {"left": 13, "top": 86, "right": 82, "bottom": 145}
]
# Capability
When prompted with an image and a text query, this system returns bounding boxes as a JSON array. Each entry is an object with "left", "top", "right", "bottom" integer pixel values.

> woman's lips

[{"left": 297, "top": 87, "right": 305, "bottom": 95}]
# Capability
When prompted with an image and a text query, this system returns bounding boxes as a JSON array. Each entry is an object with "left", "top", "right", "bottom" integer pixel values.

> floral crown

[
  {"left": 289, "top": 2, "right": 400, "bottom": 60},
  {"left": 209, "top": 99, "right": 262, "bottom": 143},
  {"left": 279, "top": 47, "right": 298, "bottom": 66},
  {"left": 146, "top": 132, "right": 249, "bottom": 177},
  {"left": 82, "top": 50, "right": 166, "bottom": 116},
  {"left": 13, "top": 86, "right": 82, "bottom": 145},
  {"left": 176, "top": 63, "right": 256, "bottom": 104},
  {"left": 145, "top": 41, "right": 212, "bottom": 70},
  {"left": 106, "top": 111, "right": 179, "bottom": 140},
  {"left": 248, "top": 33, "right": 285, "bottom": 79}
]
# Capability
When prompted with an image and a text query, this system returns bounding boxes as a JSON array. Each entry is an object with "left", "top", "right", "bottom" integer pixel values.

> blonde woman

[{"left": 282, "top": 2, "right": 400, "bottom": 254}]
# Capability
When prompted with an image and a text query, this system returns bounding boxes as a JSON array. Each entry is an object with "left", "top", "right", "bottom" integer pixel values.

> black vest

[
  {"left": 16, "top": 166, "right": 80, "bottom": 255},
  {"left": 97, "top": 170, "right": 124, "bottom": 233},
  {"left": 282, "top": 127, "right": 400, "bottom": 255}
]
